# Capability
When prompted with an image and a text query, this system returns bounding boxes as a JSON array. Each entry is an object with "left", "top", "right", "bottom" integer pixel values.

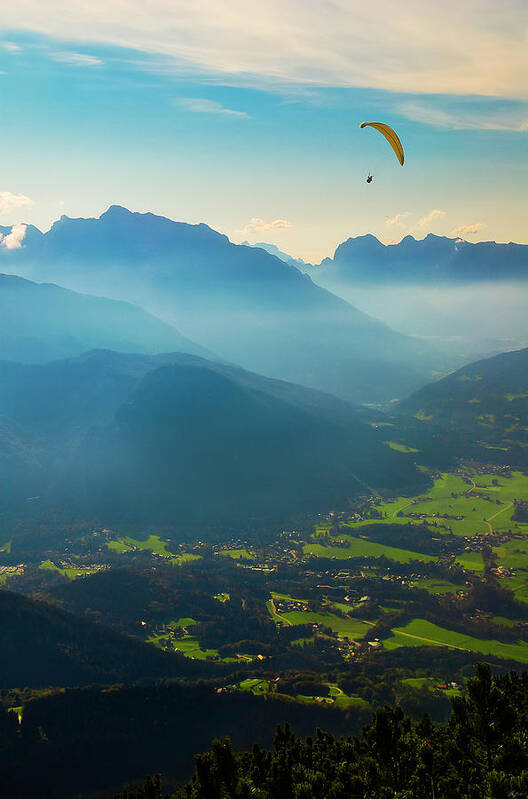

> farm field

[
  {"left": 238, "top": 678, "right": 368, "bottom": 709},
  {"left": 401, "top": 677, "right": 461, "bottom": 698},
  {"left": 454, "top": 551, "right": 484, "bottom": 572},
  {"left": 268, "top": 603, "right": 373, "bottom": 640},
  {"left": 106, "top": 534, "right": 173, "bottom": 555},
  {"left": 493, "top": 539, "right": 528, "bottom": 570},
  {"left": 502, "top": 571, "right": 528, "bottom": 603},
  {"left": 38, "top": 560, "right": 100, "bottom": 579},
  {"left": 219, "top": 548, "right": 254, "bottom": 560},
  {"left": 304, "top": 536, "right": 436, "bottom": 564},
  {"left": 170, "top": 553, "right": 202, "bottom": 565},
  {"left": 385, "top": 441, "right": 419, "bottom": 454},
  {"left": 316, "top": 471, "right": 528, "bottom": 539},
  {"left": 410, "top": 578, "right": 462, "bottom": 594},
  {"left": 385, "top": 618, "right": 528, "bottom": 663},
  {"left": 271, "top": 591, "right": 308, "bottom": 603}
]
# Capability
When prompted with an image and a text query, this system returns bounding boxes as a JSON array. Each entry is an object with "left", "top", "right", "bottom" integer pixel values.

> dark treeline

[
  {"left": 0, "top": 681, "right": 362, "bottom": 799},
  {"left": 118, "top": 665, "right": 528, "bottom": 799}
]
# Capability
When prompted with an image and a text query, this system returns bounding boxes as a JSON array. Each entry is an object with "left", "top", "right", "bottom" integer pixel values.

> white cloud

[
  {"left": 0, "top": 192, "right": 34, "bottom": 216},
  {"left": 386, "top": 212, "right": 410, "bottom": 228},
  {"left": 51, "top": 51, "right": 103, "bottom": 66},
  {"left": 0, "top": 41, "right": 21, "bottom": 53},
  {"left": 417, "top": 209, "right": 446, "bottom": 229},
  {"left": 237, "top": 218, "right": 293, "bottom": 235},
  {"left": 1, "top": 1, "right": 527, "bottom": 98},
  {"left": 0, "top": 223, "right": 27, "bottom": 250},
  {"left": 451, "top": 222, "right": 486, "bottom": 237},
  {"left": 398, "top": 101, "right": 528, "bottom": 131},
  {"left": 176, "top": 97, "right": 248, "bottom": 117}
]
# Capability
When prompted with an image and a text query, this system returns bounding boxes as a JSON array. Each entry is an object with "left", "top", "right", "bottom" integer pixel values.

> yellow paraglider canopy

[{"left": 360, "top": 122, "right": 404, "bottom": 166}]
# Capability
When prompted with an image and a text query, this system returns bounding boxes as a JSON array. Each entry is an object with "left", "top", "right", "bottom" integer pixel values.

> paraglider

[{"left": 360, "top": 122, "right": 404, "bottom": 182}]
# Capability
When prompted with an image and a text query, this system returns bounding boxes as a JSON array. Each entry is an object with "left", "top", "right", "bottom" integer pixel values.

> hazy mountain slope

[
  {"left": 0, "top": 416, "right": 43, "bottom": 503},
  {"left": 0, "top": 589, "right": 206, "bottom": 688},
  {"left": 2, "top": 206, "right": 439, "bottom": 402},
  {"left": 0, "top": 273, "right": 209, "bottom": 364},
  {"left": 396, "top": 347, "right": 528, "bottom": 464},
  {"left": 312, "top": 233, "right": 528, "bottom": 286},
  {"left": 399, "top": 347, "right": 528, "bottom": 431},
  {"left": 242, "top": 241, "right": 312, "bottom": 270},
  {"left": 0, "top": 348, "right": 367, "bottom": 445},
  {"left": 59, "top": 361, "right": 425, "bottom": 529},
  {"left": 0, "top": 350, "right": 425, "bottom": 533}
]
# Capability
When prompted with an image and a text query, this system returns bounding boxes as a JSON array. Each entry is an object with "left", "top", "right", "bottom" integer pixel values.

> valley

[{"left": 3, "top": 461, "right": 528, "bottom": 709}]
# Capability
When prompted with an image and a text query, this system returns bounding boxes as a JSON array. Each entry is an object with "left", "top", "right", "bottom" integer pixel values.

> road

[
  {"left": 268, "top": 598, "right": 293, "bottom": 626},
  {"left": 392, "top": 629, "right": 467, "bottom": 651},
  {"left": 485, "top": 501, "right": 513, "bottom": 534}
]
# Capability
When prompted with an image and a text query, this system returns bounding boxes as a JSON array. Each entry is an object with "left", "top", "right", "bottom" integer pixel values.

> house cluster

[{"left": 0, "top": 564, "right": 24, "bottom": 578}]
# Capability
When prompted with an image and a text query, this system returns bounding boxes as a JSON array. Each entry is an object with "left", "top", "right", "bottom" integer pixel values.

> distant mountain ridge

[
  {"left": 0, "top": 206, "right": 445, "bottom": 403},
  {"left": 242, "top": 241, "right": 312, "bottom": 270},
  {"left": 309, "top": 233, "right": 528, "bottom": 285},
  {"left": 0, "top": 272, "right": 210, "bottom": 364}
]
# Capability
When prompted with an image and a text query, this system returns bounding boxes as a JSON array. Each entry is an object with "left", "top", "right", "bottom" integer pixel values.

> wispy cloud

[
  {"left": 176, "top": 98, "right": 248, "bottom": 117},
  {"left": 1, "top": 1, "right": 527, "bottom": 98},
  {"left": 451, "top": 223, "right": 486, "bottom": 237},
  {"left": 0, "top": 192, "right": 34, "bottom": 216},
  {"left": 0, "top": 41, "right": 21, "bottom": 53},
  {"left": 0, "top": 223, "right": 27, "bottom": 250},
  {"left": 384, "top": 209, "right": 456, "bottom": 242},
  {"left": 398, "top": 101, "right": 528, "bottom": 131},
  {"left": 386, "top": 212, "right": 410, "bottom": 228},
  {"left": 417, "top": 209, "right": 446, "bottom": 228},
  {"left": 51, "top": 51, "right": 103, "bottom": 67},
  {"left": 237, "top": 218, "right": 293, "bottom": 235}
]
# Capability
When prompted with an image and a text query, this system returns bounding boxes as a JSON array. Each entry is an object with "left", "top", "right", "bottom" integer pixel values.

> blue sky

[{"left": 0, "top": 2, "right": 527, "bottom": 261}]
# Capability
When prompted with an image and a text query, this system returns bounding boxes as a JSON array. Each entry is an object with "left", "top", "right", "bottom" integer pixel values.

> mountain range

[
  {"left": 308, "top": 233, "right": 528, "bottom": 286},
  {"left": 0, "top": 206, "right": 447, "bottom": 403}
]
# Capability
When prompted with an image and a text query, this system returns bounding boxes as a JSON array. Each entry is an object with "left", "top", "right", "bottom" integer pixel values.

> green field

[
  {"left": 401, "top": 677, "right": 461, "bottom": 698},
  {"left": 219, "top": 548, "right": 254, "bottom": 560},
  {"left": 271, "top": 591, "right": 308, "bottom": 603},
  {"left": 239, "top": 678, "right": 270, "bottom": 695},
  {"left": 239, "top": 677, "right": 368, "bottom": 710},
  {"left": 503, "top": 571, "right": 528, "bottom": 603},
  {"left": 493, "top": 539, "right": 528, "bottom": 570},
  {"left": 410, "top": 577, "right": 462, "bottom": 594},
  {"left": 385, "top": 441, "right": 420, "bottom": 454},
  {"left": 385, "top": 618, "right": 528, "bottom": 663},
  {"left": 106, "top": 534, "right": 174, "bottom": 555},
  {"left": 38, "top": 560, "right": 99, "bottom": 579},
  {"left": 170, "top": 553, "right": 202, "bottom": 565},
  {"left": 213, "top": 592, "right": 231, "bottom": 602},
  {"left": 0, "top": 539, "right": 12, "bottom": 553},
  {"left": 305, "top": 535, "right": 436, "bottom": 564},
  {"left": 320, "top": 471, "right": 528, "bottom": 540},
  {"left": 455, "top": 550, "right": 484, "bottom": 572},
  {"left": 269, "top": 604, "right": 374, "bottom": 640}
]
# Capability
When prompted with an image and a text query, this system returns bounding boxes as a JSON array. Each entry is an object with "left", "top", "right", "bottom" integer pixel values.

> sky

[{"left": 0, "top": 1, "right": 527, "bottom": 262}]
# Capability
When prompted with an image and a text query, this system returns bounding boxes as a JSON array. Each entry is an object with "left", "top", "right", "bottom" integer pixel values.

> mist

[{"left": 318, "top": 280, "right": 528, "bottom": 359}]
